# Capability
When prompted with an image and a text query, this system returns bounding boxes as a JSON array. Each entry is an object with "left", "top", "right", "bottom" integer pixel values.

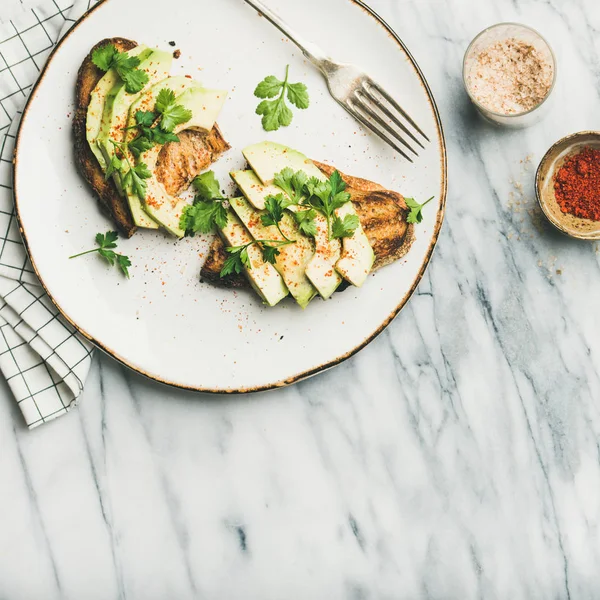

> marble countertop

[{"left": 2, "top": 0, "right": 600, "bottom": 598}]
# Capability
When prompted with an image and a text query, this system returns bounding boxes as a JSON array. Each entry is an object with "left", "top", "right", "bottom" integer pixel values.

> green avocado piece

[
  {"left": 242, "top": 141, "right": 323, "bottom": 185},
  {"left": 96, "top": 47, "right": 173, "bottom": 179},
  {"left": 122, "top": 76, "right": 201, "bottom": 228},
  {"left": 334, "top": 203, "right": 375, "bottom": 287},
  {"left": 138, "top": 87, "right": 228, "bottom": 238},
  {"left": 229, "top": 193, "right": 317, "bottom": 309},
  {"left": 86, "top": 46, "right": 151, "bottom": 170},
  {"left": 243, "top": 141, "right": 374, "bottom": 290},
  {"left": 230, "top": 170, "right": 281, "bottom": 210},
  {"left": 242, "top": 143, "right": 342, "bottom": 299},
  {"left": 218, "top": 208, "right": 289, "bottom": 307}
]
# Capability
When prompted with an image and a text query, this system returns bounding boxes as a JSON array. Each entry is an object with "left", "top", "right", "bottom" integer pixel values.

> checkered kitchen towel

[{"left": 0, "top": 0, "right": 98, "bottom": 428}]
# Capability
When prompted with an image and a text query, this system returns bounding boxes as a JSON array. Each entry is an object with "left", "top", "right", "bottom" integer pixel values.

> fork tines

[{"left": 346, "top": 80, "right": 429, "bottom": 162}]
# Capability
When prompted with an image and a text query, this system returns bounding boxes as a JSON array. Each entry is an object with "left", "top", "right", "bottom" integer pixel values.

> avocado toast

[
  {"left": 73, "top": 38, "right": 230, "bottom": 238},
  {"left": 201, "top": 151, "right": 415, "bottom": 295}
]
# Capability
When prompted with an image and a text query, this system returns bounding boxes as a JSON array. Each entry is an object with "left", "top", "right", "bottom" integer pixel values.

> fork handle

[{"left": 243, "top": 0, "right": 328, "bottom": 67}]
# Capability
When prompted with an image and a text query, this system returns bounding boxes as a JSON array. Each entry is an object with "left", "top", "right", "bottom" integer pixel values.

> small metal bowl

[{"left": 535, "top": 131, "right": 600, "bottom": 239}]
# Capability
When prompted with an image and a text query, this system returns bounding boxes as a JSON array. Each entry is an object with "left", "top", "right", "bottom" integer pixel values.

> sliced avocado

[
  {"left": 229, "top": 195, "right": 318, "bottom": 309},
  {"left": 244, "top": 141, "right": 374, "bottom": 290},
  {"left": 230, "top": 170, "right": 282, "bottom": 210},
  {"left": 86, "top": 46, "right": 151, "bottom": 170},
  {"left": 139, "top": 87, "right": 228, "bottom": 238},
  {"left": 218, "top": 208, "right": 289, "bottom": 307},
  {"left": 96, "top": 48, "right": 173, "bottom": 175},
  {"left": 334, "top": 203, "right": 375, "bottom": 287},
  {"left": 243, "top": 143, "right": 342, "bottom": 299},
  {"left": 122, "top": 76, "right": 202, "bottom": 228},
  {"left": 243, "top": 141, "right": 323, "bottom": 185}
]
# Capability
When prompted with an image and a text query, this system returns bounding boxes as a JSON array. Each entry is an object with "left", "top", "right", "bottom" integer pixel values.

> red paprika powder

[{"left": 554, "top": 146, "right": 600, "bottom": 220}]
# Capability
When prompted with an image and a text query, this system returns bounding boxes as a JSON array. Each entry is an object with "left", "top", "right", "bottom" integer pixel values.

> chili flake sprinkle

[{"left": 554, "top": 147, "right": 600, "bottom": 221}]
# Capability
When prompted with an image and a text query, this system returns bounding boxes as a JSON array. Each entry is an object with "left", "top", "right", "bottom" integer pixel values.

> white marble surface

[{"left": 2, "top": 0, "right": 600, "bottom": 598}]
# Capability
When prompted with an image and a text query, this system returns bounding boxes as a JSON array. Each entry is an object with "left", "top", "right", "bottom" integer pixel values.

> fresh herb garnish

[
  {"left": 220, "top": 239, "right": 292, "bottom": 277},
  {"left": 125, "top": 89, "right": 191, "bottom": 157},
  {"left": 155, "top": 89, "right": 193, "bottom": 132},
  {"left": 69, "top": 231, "right": 131, "bottom": 277},
  {"left": 91, "top": 44, "right": 149, "bottom": 94},
  {"left": 261, "top": 194, "right": 294, "bottom": 242},
  {"left": 108, "top": 140, "right": 152, "bottom": 199},
  {"left": 405, "top": 196, "right": 434, "bottom": 224},
  {"left": 293, "top": 208, "right": 318, "bottom": 237},
  {"left": 331, "top": 213, "right": 359, "bottom": 239},
  {"left": 273, "top": 167, "right": 309, "bottom": 206},
  {"left": 179, "top": 171, "right": 228, "bottom": 236},
  {"left": 271, "top": 168, "right": 354, "bottom": 239},
  {"left": 254, "top": 65, "right": 309, "bottom": 131}
]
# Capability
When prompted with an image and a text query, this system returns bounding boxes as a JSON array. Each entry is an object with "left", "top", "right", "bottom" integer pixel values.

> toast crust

[{"left": 73, "top": 37, "right": 138, "bottom": 237}]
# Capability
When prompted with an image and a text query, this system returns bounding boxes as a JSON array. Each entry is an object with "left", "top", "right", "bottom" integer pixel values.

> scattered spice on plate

[
  {"left": 466, "top": 38, "right": 553, "bottom": 114},
  {"left": 554, "top": 147, "right": 600, "bottom": 220},
  {"left": 173, "top": 49, "right": 181, "bottom": 59}
]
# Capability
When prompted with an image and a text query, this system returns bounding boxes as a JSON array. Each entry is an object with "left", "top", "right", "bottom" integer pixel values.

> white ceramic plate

[{"left": 14, "top": 0, "right": 446, "bottom": 392}]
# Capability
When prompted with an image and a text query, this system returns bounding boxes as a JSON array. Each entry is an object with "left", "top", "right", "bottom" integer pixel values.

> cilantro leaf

[
  {"left": 117, "top": 254, "right": 132, "bottom": 278},
  {"left": 122, "top": 162, "right": 152, "bottom": 199},
  {"left": 261, "top": 244, "right": 280, "bottom": 264},
  {"left": 128, "top": 135, "right": 155, "bottom": 159},
  {"left": 180, "top": 201, "right": 228, "bottom": 236},
  {"left": 150, "top": 129, "right": 179, "bottom": 144},
  {"left": 155, "top": 88, "right": 192, "bottom": 132},
  {"left": 261, "top": 194, "right": 285, "bottom": 227},
  {"left": 273, "top": 168, "right": 308, "bottom": 206},
  {"left": 254, "top": 65, "right": 309, "bottom": 131},
  {"left": 256, "top": 98, "right": 293, "bottom": 131},
  {"left": 405, "top": 196, "right": 434, "bottom": 224},
  {"left": 329, "top": 170, "right": 347, "bottom": 197},
  {"left": 135, "top": 110, "right": 156, "bottom": 127},
  {"left": 331, "top": 214, "right": 359, "bottom": 239},
  {"left": 91, "top": 45, "right": 147, "bottom": 93},
  {"left": 254, "top": 75, "right": 284, "bottom": 98},
  {"left": 261, "top": 194, "right": 294, "bottom": 242},
  {"left": 286, "top": 82, "right": 309, "bottom": 109},
  {"left": 294, "top": 208, "right": 318, "bottom": 237},
  {"left": 70, "top": 231, "right": 131, "bottom": 278},
  {"left": 192, "top": 171, "right": 223, "bottom": 200},
  {"left": 156, "top": 88, "right": 177, "bottom": 113},
  {"left": 95, "top": 231, "right": 118, "bottom": 249},
  {"left": 104, "top": 154, "right": 123, "bottom": 180},
  {"left": 221, "top": 244, "right": 252, "bottom": 277},
  {"left": 180, "top": 171, "right": 228, "bottom": 236},
  {"left": 92, "top": 44, "right": 118, "bottom": 71}
]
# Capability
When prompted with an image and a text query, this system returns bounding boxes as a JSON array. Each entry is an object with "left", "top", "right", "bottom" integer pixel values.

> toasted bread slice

[
  {"left": 74, "top": 39, "right": 231, "bottom": 237},
  {"left": 73, "top": 37, "right": 138, "bottom": 237},
  {"left": 200, "top": 163, "right": 415, "bottom": 288}
]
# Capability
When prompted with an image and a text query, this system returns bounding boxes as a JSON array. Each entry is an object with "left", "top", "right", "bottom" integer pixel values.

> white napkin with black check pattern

[{"left": 0, "top": 0, "right": 97, "bottom": 428}]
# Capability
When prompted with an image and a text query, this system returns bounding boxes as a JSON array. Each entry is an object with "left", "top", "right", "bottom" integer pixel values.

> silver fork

[{"left": 243, "top": 0, "right": 429, "bottom": 162}]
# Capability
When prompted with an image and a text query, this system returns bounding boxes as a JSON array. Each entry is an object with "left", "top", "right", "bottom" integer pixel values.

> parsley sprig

[
  {"left": 69, "top": 231, "right": 131, "bottom": 277},
  {"left": 261, "top": 193, "right": 295, "bottom": 242},
  {"left": 272, "top": 168, "right": 356, "bottom": 240},
  {"left": 180, "top": 171, "right": 228, "bottom": 236},
  {"left": 405, "top": 196, "right": 434, "bottom": 224},
  {"left": 91, "top": 44, "right": 149, "bottom": 94},
  {"left": 254, "top": 65, "right": 309, "bottom": 131},
  {"left": 220, "top": 239, "right": 292, "bottom": 277},
  {"left": 125, "top": 88, "right": 192, "bottom": 158},
  {"left": 108, "top": 140, "right": 152, "bottom": 199}
]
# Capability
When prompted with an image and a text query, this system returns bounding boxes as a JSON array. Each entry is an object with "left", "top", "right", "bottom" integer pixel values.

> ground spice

[
  {"left": 554, "top": 147, "right": 600, "bottom": 221},
  {"left": 466, "top": 38, "right": 553, "bottom": 114}
]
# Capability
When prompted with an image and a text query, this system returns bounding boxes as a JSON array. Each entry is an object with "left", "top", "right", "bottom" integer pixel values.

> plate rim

[{"left": 13, "top": 0, "right": 447, "bottom": 394}]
